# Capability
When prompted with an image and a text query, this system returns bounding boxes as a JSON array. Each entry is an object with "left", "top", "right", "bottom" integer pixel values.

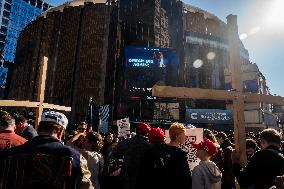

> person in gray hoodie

[{"left": 192, "top": 138, "right": 222, "bottom": 189}]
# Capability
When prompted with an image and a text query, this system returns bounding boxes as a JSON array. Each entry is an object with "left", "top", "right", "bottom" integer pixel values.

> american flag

[
  {"left": 99, "top": 105, "right": 109, "bottom": 122},
  {"left": 86, "top": 97, "right": 109, "bottom": 133},
  {"left": 98, "top": 105, "right": 109, "bottom": 133}
]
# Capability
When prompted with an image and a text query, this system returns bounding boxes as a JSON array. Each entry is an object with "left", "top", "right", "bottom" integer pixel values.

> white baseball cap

[{"left": 41, "top": 111, "right": 68, "bottom": 129}]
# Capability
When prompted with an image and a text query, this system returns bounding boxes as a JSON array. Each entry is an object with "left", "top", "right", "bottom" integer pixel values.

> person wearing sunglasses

[{"left": 77, "top": 122, "right": 87, "bottom": 134}]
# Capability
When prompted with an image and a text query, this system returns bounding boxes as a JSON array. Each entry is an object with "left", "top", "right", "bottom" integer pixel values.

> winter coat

[
  {"left": 136, "top": 143, "right": 192, "bottom": 189},
  {"left": 220, "top": 139, "right": 235, "bottom": 187},
  {"left": 192, "top": 160, "right": 222, "bottom": 189},
  {"left": 233, "top": 145, "right": 284, "bottom": 189},
  {"left": 211, "top": 145, "right": 224, "bottom": 173},
  {"left": 0, "top": 135, "right": 93, "bottom": 189},
  {"left": 17, "top": 124, "right": 38, "bottom": 140},
  {"left": 0, "top": 130, "right": 27, "bottom": 150},
  {"left": 112, "top": 135, "right": 152, "bottom": 189}
]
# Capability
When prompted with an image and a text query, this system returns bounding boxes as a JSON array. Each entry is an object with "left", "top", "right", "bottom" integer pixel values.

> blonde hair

[{"left": 169, "top": 122, "right": 186, "bottom": 141}]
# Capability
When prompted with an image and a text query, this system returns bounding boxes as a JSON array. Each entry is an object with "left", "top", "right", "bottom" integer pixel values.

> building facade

[
  {"left": 8, "top": 0, "right": 275, "bottom": 130},
  {"left": 0, "top": 0, "right": 51, "bottom": 62},
  {"left": 119, "top": 0, "right": 169, "bottom": 47},
  {"left": 225, "top": 63, "right": 278, "bottom": 131},
  {"left": 115, "top": 0, "right": 189, "bottom": 123},
  {"left": 8, "top": 0, "right": 117, "bottom": 122}
]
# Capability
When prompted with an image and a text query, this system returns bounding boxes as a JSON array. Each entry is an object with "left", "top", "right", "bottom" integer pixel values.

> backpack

[
  {"left": 137, "top": 147, "right": 171, "bottom": 189},
  {"left": 149, "top": 151, "right": 171, "bottom": 180}
]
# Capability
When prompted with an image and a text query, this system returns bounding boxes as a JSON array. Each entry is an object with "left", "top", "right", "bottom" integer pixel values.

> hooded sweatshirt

[{"left": 192, "top": 160, "right": 222, "bottom": 189}]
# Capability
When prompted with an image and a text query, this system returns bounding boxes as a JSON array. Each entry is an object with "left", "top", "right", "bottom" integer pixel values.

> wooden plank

[
  {"left": 0, "top": 100, "right": 40, "bottom": 108},
  {"left": 35, "top": 57, "right": 48, "bottom": 129},
  {"left": 152, "top": 85, "right": 284, "bottom": 106},
  {"left": 245, "top": 93, "right": 284, "bottom": 106},
  {"left": 227, "top": 15, "right": 247, "bottom": 166},
  {"left": 152, "top": 85, "right": 235, "bottom": 100},
  {"left": 37, "top": 56, "right": 48, "bottom": 104},
  {"left": 35, "top": 106, "right": 43, "bottom": 130},
  {"left": 43, "top": 103, "right": 71, "bottom": 111}
]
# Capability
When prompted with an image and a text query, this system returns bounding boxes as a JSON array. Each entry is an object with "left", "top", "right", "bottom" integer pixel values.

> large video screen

[{"left": 124, "top": 46, "right": 179, "bottom": 98}]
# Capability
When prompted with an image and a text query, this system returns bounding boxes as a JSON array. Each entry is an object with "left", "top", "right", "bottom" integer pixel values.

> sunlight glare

[
  {"left": 263, "top": 0, "right": 284, "bottom": 30},
  {"left": 248, "top": 26, "right": 260, "bottom": 35},
  {"left": 239, "top": 33, "right": 248, "bottom": 40},
  {"left": 193, "top": 59, "right": 203, "bottom": 68},
  {"left": 207, "top": 52, "right": 216, "bottom": 60}
]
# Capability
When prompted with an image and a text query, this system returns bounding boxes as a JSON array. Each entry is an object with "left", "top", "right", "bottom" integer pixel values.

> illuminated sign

[
  {"left": 128, "top": 59, "right": 154, "bottom": 67},
  {"left": 186, "top": 109, "right": 233, "bottom": 124}
]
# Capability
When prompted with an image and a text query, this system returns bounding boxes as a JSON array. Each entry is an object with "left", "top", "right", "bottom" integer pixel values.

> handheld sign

[
  {"left": 117, "top": 118, "right": 130, "bottom": 138},
  {"left": 165, "top": 128, "right": 203, "bottom": 171}
]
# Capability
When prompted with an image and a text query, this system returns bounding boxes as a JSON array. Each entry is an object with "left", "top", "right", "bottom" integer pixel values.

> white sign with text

[
  {"left": 117, "top": 118, "right": 130, "bottom": 138},
  {"left": 165, "top": 128, "right": 203, "bottom": 171}
]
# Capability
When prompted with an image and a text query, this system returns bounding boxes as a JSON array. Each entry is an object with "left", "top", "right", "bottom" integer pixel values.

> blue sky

[
  {"left": 186, "top": 0, "right": 284, "bottom": 97},
  {"left": 51, "top": 0, "right": 284, "bottom": 96}
]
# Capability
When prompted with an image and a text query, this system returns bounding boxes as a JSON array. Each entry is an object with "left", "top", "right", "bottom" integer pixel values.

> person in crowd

[
  {"left": 191, "top": 138, "right": 222, "bottom": 189},
  {"left": 100, "top": 132, "right": 122, "bottom": 189},
  {"left": 68, "top": 131, "right": 104, "bottom": 189},
  {"left": 246, "top": 138, "right": 259, "bottom": 161},
  {"left": 14, "top": 114, "right": 38, "bottom": 140},
  {"left": 216, "top": 132, "right": 235, "bottom": 189},
  {"left": 0, "top": 110, "right": 27, "bottom": 150},
  {"left": 204, "top": 129, "right": 224, "bottom": 172},
  {"left": 232, "top": 128, "right": 284, "bottom": 189},
  {"left": 0, "top": 111, "right": 93, "bottom": 189},
  {"left": 102, "top": 132, "right": 114, "bottom": 160},
  {"left": 167, "top": 122, "right": 192, "bottom": 188},
  {"left": 275, "top": 175, "right": 284, "bottom": 189},
  {"left": 112, "top": 122, "right": 152, "bottom": 189},
  {"left": 137, "top": 127, "right": 192, "bottom": 189},
  {"left": 168, "top": 122, "right": 186, "bottom": 147},
  {"left": 77, "top": 122, "right": 88, "bottom": 134}
]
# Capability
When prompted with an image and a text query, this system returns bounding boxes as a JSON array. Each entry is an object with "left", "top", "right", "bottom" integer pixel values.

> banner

[
  {"left": 117, "top": 118, "right": 130, "bottom": 138},
  {"left": 0, "top": 67, "right": 8, "bottom": 87},
  {"left": 165, "top": 128, "right": 203, "bottom": 171},
  {"left": 186, "top": 109, "right": 233, "bottom": 124}
]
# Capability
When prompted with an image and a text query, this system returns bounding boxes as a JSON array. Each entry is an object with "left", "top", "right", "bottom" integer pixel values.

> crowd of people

[{"left": 1, "top": 110, "right": 284, "bottom": 189}]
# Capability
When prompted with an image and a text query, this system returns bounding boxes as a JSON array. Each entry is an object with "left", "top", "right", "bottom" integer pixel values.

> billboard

[
  {"left": 186, "top": 109, "right": 233, "bottom": 124},
  {"left": 154, "top": 102, "right": 179, "bottom": 121},
  {"left": 124, "top": 46, "right": 179, "bottom": 98}
]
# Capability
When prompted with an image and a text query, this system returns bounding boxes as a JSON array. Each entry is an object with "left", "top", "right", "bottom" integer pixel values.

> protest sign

[{"left": 117, "top": 118, "right": 130, "bottom": 138}]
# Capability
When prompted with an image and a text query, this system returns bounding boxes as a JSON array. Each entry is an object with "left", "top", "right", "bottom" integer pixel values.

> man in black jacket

[
  {"left": 0, "top": 111, "right": 93, "bottom": 189},
  {"left": 233, "top": 128, "right": 284, "bottom": 189},
  {"left": 14, "top": 115, "right": 38, "bottom": 140},
  {"left": 216, "top": 132, "right": 235, "bottom": 189},
  {"left": 137, "top": 127, "right": 192, "bottom": 189},
  {"left": 112, "top": 123, "right": 152, "bottom": 189}
]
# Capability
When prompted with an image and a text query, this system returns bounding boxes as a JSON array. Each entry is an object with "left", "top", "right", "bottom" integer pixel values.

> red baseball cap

[
  {"left": 192, "top": 138, "right": 218, "bottom": 156},
  {"left": 148, "top": 127, "right": 164, "bottom": 142}
]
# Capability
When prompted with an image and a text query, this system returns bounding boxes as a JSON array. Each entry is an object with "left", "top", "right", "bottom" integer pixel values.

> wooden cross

[
  {"left": 0, "top": 57, "right": 71, "bottom": 129},
  {"left": 152, "top": 15, "right": 284, "bottom": 165}
]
